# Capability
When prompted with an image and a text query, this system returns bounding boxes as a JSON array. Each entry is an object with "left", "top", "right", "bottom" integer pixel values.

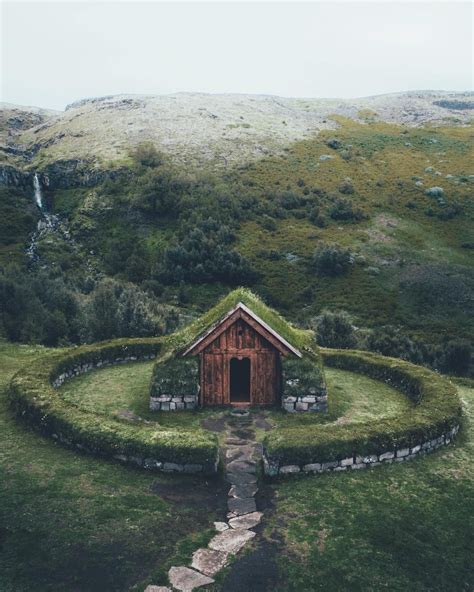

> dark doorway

[{"left": 230, "top": 357, "right": 251, "bottom": 403}]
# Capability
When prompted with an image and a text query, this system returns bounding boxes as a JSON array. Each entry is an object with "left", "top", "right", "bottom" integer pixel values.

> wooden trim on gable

[{"left": 182, "top": 302, "right": 302, "bottom": 357}]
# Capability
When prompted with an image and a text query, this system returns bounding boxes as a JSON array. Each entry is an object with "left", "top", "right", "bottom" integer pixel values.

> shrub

[
  {"left": 308, "top": 207, "right": 326, "bottom": 227},
  {"left": 275, "top": 191, "right": 307, "bottom": 210},
  {"left": 328, "top": 198, "right": 365, "bottom": 221},
  {"left": 313, "top": 311, "right": 357, "bottom": 349},
  {"left": 312, "top": 244, "right": 353, "bottom": 276},
  {"left": 439, "top": 339, "right": 472, "bottom": 375},
  {"left": 326, "top": 137, "right": 342, "bottom": 150},
  {"left": 131, "top": 141, "right": 163, "bottom": 168},
  {"left": 338, "top": 178, "right": 355, "bottom": 195},
  {"left": 363, "top": 325, "right": 424, "bottom": 364}
]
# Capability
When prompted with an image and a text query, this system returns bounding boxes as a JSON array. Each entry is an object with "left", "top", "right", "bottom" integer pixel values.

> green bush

[
  {"left": 264, "top": 349, "right": 462, "bottom": 466},
  {"left": 312, "top": 243, "right": 353, "bottom": 276},
  {"left": 313, "top": 310, "right": 357, "bottom": 349},
  {"left": 9, "top": 337, "right": 218, "bottom": 469}
]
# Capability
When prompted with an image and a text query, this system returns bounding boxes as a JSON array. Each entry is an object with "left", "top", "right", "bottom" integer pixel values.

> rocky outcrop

[
  {"left": 0, "top": 160, "right": 130, "bottom": 190},
  {"left": 0, "top": 164, "right": 33, "bottom": 188}
]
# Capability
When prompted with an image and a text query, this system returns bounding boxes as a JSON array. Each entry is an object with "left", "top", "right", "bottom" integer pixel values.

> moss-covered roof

[{"left": 166, "top": 288, "right": 316, "bottom": 357}]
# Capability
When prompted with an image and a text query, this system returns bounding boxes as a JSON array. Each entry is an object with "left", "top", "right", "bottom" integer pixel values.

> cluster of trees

[
  {"left": 312, "top": 243, "right": 354, "bottom": 276},
  {"left": 0, "top": 266, "right": 175, "bottom": 346},
  {"left": 160, "top": 218, "right": 256, "bottom": 285},
  {"left": 313, "top": 310, "right": 472, "bottom": 376}
]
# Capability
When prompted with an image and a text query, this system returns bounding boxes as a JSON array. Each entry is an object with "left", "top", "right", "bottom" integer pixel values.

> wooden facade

[{"left": 183, "top": 303, "right": 301, "bottom": 407}]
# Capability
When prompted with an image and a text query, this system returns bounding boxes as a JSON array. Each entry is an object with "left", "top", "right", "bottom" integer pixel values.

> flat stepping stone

[
  {"left": 226, "top": 471, "right": 257, "bottom": 485},
  {"left": 209, "top": 528, "right": 256, "bottom": 555},
  {"left": 225, "top": 445, "right": 256, "bottom": 462},
  {"left": 226, "top": 459, "right": 257, "bottom": 474},
  {"left": 227, "top": 497, "right": 257, "bottom": 515},
  {"left": 226, "top": 438, "right": 249, "bottom": 446},
  {"left": 168, "top": 566, "right": 214, "bottom": 591},
  {"left": 145, "top": 587, "right": 172, "bottom": 592},
  {"left": 228, "top": 483, "right": 258, "bottom": 498},
  {"left": 229, "top": 511, "right": 263, "bottom": 530},
  {"left": 192, "top": 548, "right": 228, "bottom": 576},
  {"left": 213, "top": 521, "right": 229, "bottom": 532}
]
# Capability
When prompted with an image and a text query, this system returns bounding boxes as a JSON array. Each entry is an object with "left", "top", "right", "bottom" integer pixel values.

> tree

[
  {"left": 314, "top": 311, "right": 357, "bottom": 349},
  {"left": 312, "top": 243, "right": 353, "bottom": 276}
]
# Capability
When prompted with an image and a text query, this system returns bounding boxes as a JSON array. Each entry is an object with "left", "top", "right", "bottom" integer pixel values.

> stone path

[{"left": 145, "top": 411, "right": 263, "bottom": 592}]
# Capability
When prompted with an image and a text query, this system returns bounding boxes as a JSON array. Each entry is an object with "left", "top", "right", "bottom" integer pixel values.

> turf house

[{"left": 149, "top": 289, "right": 328, "bottom": 412}]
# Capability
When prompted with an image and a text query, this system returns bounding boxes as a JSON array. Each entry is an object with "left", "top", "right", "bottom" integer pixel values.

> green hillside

[{"left": 0, "top": 102, "right": 473, "bottom": 373}]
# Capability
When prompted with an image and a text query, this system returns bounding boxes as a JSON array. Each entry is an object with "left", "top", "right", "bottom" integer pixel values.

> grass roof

[{"left": 166, "top": 288, "right": 317, "bottom": 357}]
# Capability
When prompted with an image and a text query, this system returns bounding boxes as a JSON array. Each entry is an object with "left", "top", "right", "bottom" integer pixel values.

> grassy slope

[
  {"left": 0, "top": 342, "right": 225, "bottom": 592},
  {"left": 265, "top": 379, "right": 474, "bottom": 592},
  {"left": 235, "top": 120, "right": 473, "bottom": 340}
]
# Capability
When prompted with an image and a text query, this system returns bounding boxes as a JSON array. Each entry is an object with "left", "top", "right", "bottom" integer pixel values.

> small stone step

[
  {"left": 226, "top": 459, "right": 257, "bottom": 474},
  {"left": 228, "top": 483, "right": 258, "bottom": 498},
  {"left": 227, "top": 497, "right": 257, "bottom": 515},
  {"left": 191, "top": 548, "right": 228, "bottom": 576},
  {"left": 226, "top": 471, "right": 258, "bottom": 485},
  {"left": 226, "top": 438, "right": 249, "bottom": 446},
  {"left": 209, "top": 528, "right": 256, "bottom": 555},
  {"left": 228, "top": 511, "right": 263, "bottom": 530},
  {"left": 213, "top": 521, "right": 229, "bottom": 532},
  {"left": 144, "top": 586, "right": 172, "bottom": 592},
  {"left": 168, "top": 566, "right": 214, "bottom": 591}
]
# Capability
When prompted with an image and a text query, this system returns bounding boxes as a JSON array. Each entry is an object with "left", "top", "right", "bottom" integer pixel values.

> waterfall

[{"left": 33, "top": 173, "right": 43, "bottom": 209}]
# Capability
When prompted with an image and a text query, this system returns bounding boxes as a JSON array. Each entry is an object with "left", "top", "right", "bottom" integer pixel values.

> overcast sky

[{"left": 1, "top": 1, "right": 472, "bottom": 111}]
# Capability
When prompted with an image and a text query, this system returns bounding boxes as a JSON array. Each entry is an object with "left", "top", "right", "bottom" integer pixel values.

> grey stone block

[
  {"left": 303, "top": 463, "right": 322, "bottom": 472},
  {"left": 397, "top": 448, "right": 410, "bottom": 458},
  {"left": 340, "top": 457, "right": 354, "bottom": 466},
  {"left": 283, "top": 403, "right": 296, "bottom": 412},
  {"left": 410, "top": 444, "right": 421, "bottom": 454},
  {"left": 301, "top": 396, "right": 316, "bottom": 403},
  {"left": 379, "top": 451, "right": 395, "bottom": 461},
  {"left": 295, "top": 402, "right": 309, "bottom": 411},
  {"left": 279, "top": 465, "right": 301, "bottom": 474},
  {"left": 282, "top": 396, "right": 297, "bottom": 403},
  {"left": 321, "top": 461, "right": 338, "bottom": 470},
  {"left": 163, "top": 462, "right": 184, "bottom": 472},
  {"left": 183, "top": 464, "right": 202, "bottom": 473}
]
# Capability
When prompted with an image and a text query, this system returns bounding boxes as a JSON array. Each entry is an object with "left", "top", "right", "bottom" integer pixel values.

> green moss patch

[{"left": 150, "top": 357, "right": 199, "bottom": 397}]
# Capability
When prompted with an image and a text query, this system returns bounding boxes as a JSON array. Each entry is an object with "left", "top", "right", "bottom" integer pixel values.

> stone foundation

[
  {"left": 263, "top": 424, "right": 460, "bottom": 476},
  {"left": 150, "top": 394, "right": 198, "bottom": 411},
  {"left": 282, "top": 391, "right": 328, "bottom": 412}
]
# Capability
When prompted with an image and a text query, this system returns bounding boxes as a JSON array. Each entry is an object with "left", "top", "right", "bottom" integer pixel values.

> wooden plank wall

[{"left": 200, "top": 319, "right": 280, "bottom": 406}]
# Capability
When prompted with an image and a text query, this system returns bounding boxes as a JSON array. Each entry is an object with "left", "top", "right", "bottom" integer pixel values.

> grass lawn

[
  {"left": 57, "top": 359, "right": 412, "bottom": 432},
  {"left": 264, "top": 378, "right": 474, "bottom": 592},
  {"left": 0, "top": 342, "right": 227, "bottom": 592},
  {"left": 2, "top": 343, "right": 473, "bottom": 591}
]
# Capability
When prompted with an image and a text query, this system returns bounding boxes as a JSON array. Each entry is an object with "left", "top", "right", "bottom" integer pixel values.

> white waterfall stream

[
  {"left": 26, "top": 173, "right": 95, "bottom": 274},
  {"left": 33, "top": 173, "right": 43, "bottom": 209}
]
